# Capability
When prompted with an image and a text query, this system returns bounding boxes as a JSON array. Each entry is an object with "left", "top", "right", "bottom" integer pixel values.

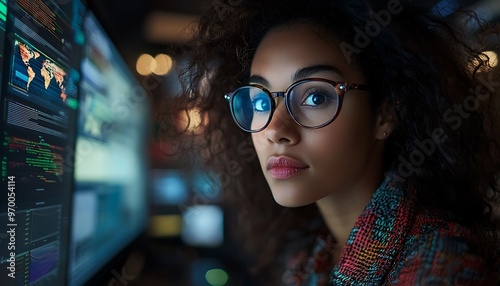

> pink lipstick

[{"left": 266, "top": 156, "right": 309, "bottom": 179}]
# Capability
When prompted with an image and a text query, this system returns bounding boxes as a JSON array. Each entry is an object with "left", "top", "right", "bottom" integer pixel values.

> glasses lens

[
  {"left": 231, "top": 86, "right": 272, "bottom": 131},
  {"left": 288, "top": 81, "right": 340, "bottom": 127}
]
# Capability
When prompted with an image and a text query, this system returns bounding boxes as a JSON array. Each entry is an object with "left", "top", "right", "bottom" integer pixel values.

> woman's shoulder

[{"left": 389, "top": 208, "right": 499, "bottom": 285}]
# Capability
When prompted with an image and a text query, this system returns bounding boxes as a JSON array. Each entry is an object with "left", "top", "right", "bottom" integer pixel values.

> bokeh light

[
  {"left": 205, "top": 268, "right": 228, "bottom": 286},
  {"left": 483, "top": 51, "right": 498, "bottom": 68},
  {"left": 136, "top": 53, "right": 174, "bottom": 76},
  {"left": 153, "top": 53, "right": 173, "bottom": 75},
  {"left": 136, "top": 53, "right": 155, "bottom": 76},
  {"left": 175, "top": 108, "right": 208, "bottom": 134}
]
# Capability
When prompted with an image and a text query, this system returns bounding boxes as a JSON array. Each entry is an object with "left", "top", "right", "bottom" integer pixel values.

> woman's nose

[{"left": 264, "top": 100, "right": 300, "bottom": 145}]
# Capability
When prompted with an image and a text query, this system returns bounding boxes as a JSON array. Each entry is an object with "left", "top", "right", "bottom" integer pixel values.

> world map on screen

[{"left": 16, "top": 40, "right": 67, "bottom": 101}]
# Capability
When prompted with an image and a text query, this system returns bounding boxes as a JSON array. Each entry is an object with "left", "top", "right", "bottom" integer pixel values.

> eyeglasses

[{"left": 224, "top": 78, "right": 370, "bottom": 133}]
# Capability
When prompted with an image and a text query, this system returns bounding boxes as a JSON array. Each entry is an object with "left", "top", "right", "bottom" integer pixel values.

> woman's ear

[{"left": 374, "top": 102, "right": 396, "bottom": 140}]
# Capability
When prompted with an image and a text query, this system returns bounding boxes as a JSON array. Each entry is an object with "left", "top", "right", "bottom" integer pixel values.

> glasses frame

[{"left": 224, "top": 77, "right": 370, "bottom": 133}]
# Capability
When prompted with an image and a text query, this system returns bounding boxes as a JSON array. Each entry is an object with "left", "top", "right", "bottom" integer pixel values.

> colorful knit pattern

[{"left": 283, "top": 175, "right": 499, "bottom": 285}]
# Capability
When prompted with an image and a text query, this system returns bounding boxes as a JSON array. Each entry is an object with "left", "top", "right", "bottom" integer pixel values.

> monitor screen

[
  {"left": 0, "top": 0, "right": 85, "bottom": 285},
  {"left": 151, "top": 169, "right": 190, "bottom": 206},
  {"left": 181, "top": 205, "right": 224, "bottom": 248},
  {"left": 150, "top": 169, "right": 222, "bottom": 207},
  {"left": 149, "top": 169, "right": 224, "bottom": 247},
  {"left": 67, "top": 11, "right": 150, "bottom": 286}
]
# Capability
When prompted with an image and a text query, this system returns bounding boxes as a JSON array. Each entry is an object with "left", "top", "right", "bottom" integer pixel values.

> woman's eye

[
  {"left": 302, "top": 92, "right": 328, "bottom": 106},
  {"left": 253, "top": 97, "right": 270, "bottom": 112}
]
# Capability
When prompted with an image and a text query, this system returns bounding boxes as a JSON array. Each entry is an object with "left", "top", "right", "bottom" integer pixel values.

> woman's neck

[{"left": 315, "top": 169, "right": 383, "bottom": 263}]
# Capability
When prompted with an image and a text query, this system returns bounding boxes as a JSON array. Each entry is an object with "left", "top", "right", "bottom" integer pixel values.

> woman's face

[{"left": 250, "top": 23, "right": 388, "bottom": 207}]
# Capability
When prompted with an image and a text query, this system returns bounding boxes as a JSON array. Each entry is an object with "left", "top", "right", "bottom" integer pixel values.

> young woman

[{"left": 161, "top": 0, "right": 500, "bottom": 284}]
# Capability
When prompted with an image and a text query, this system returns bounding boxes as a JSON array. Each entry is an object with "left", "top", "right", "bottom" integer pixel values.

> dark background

[{"left": 88, "top": 0, "right": 500, "bottom": 66}]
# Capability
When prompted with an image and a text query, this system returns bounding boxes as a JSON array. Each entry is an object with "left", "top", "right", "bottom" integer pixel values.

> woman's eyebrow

[
  {"left": 292, "top": 64, "right": 343, "bottom": 81},
  {"left": 248, "top": 75, "right": 269, "bottom": 86},
  {"left": 248, "top": 64, "right": 343, "bottom": 87}
]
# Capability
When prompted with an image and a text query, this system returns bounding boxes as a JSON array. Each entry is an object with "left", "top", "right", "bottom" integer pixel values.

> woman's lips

[{"left": 266, "top": 156, "right": 309, "bottom": 179}]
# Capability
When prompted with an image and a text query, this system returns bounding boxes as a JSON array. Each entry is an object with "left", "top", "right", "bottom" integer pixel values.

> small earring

[{"left": 383, "top": 131, "right": 387, "bottom": 137}]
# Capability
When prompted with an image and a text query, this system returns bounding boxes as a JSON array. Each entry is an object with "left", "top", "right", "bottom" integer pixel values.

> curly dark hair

[{"left": 157, "top": 0, "right": 500, "bottom": 282}]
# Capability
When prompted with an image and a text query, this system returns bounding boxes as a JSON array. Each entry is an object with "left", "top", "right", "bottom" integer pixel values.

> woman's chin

[{"left": 271, "top": 190, "right": 318, "bottom": 208}]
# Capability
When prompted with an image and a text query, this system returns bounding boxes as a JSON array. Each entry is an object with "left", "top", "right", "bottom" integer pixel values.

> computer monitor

[
  {"left": 67, "top": 11, "right": 150, "bottom": 286},
  {"left": 0, "top": 0, "right": 85, "bottom": 285}
]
